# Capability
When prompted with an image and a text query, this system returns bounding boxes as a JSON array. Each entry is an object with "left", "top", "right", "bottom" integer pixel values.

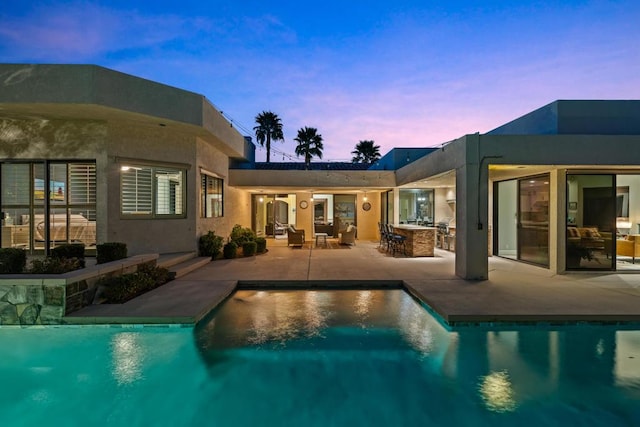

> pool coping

[{"left": 55, "top": 278, "right": 640, "bottom": 329}]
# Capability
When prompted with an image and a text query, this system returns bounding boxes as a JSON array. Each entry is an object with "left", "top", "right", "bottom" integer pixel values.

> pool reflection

[{"left": 194, "top": 289, "right": 640, "bottom": 415}]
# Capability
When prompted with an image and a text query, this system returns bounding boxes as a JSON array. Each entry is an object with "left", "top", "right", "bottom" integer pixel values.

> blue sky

[{"left": 1, "top": 1, "right": 639, "bottom": 161}]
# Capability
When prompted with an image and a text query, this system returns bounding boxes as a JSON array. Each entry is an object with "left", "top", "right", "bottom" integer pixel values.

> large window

[
  {"left": 399, "top": 188, "right": 434, "bottom": 225},
  {"left": 1, "top": 161, "right": 96, "bottom": 252},
  {"left": 201, "top": 173, "right": 223, "bottom": 218},
  {"left": 121, "top": 164, "right": 185, "bottom": 218}
]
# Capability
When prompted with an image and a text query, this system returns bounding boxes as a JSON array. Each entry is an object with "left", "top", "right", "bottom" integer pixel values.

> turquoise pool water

[{"left": 1, "top": 289, "right": 639, "bottom": 426}]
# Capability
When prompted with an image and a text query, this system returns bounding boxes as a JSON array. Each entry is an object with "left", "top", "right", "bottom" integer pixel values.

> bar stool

[{"left": 388, "top": 225, "right": 407, "bottom": 256}]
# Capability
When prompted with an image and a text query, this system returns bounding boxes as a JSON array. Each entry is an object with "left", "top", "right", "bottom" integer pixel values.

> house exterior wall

[
  {"left": 355, "top": 192, "right": 380, "bottom": 241},
  {"left": 295, "top": 192, "right": 314, "bottom": 239},
  {"left": 195, "top": 137, "right": 251, "bottom": 241},
  {"left": 0, "top": 118, "right": 107, "bottom": 160},
  {"left": 106, "top": 122, "right": 197, "bottom": 255}
]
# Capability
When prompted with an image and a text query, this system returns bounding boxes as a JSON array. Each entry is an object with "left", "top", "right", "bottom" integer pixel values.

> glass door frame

[
  {"left": 493, "top": 173, "right": 550, "bottom": 268},
  {"left": 565, "top": 172, "right": 616, "bottom": 271}
]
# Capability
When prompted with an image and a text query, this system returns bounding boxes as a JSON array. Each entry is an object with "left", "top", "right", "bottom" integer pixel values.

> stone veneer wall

[
  {"left": 0, "top": 283, "right": 65, "bottom": 325},
  {"left": 0, "top": 254, "right": 158, "bottom": 326}
]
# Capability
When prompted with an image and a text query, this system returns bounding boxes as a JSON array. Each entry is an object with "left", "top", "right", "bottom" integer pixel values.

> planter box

[{"left": 0, "top": 254, "right": 158, "bottom": 326}]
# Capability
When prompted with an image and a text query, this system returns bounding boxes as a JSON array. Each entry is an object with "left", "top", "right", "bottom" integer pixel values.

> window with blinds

[
  {"left": 1, "top": 163, "right": 30, "bottom": 205},
  {"left": 201, "top": 173, "right": 223, "bottom": 218},
  {"left": 69, "top": 163, "right": 97, "bottom": 205},
  {"left": 121, "top": 164, "right": 185, "bottom": 218}
]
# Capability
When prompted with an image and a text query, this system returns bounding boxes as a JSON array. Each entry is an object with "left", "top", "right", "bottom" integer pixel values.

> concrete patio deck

[{"left": 66, "top": 238, "right": 640, "bottom": 327}]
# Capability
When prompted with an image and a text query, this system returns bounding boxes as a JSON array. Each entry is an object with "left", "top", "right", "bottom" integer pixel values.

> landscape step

[
  {"left": 157, "top": 252, "right": 197, "bottom": 269},
  {"left": 169, "top": 256, "right": 212, "bottom": 279}
]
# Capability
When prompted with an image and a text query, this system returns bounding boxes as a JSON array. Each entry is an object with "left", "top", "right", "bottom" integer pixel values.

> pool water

[{"left": 1, "top": 289, "right": 640, "bottom": 426}]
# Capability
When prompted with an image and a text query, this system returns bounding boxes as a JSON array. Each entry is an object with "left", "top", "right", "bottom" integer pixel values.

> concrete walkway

[{"left": 66, "top": 238, "right": 640, "bottom": 327}]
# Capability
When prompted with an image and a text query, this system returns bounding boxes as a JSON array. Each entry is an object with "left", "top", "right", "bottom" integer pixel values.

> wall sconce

[
  {"left": 259, "top": 197, "right": 264, "bottom": 203},
  {"left": 363, "top": 193, "right": 368, "bottom": 202}
]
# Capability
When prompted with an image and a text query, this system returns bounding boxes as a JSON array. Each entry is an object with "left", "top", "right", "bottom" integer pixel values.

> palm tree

[
  {"left": 294, "top": 127, "right": 324, "bottom": 169},
  {"left": 253, "top": 111, "right": 284, "bottom": 163},
  {"left": 351, "top": 140, "right": 381, "bottom": 164}
]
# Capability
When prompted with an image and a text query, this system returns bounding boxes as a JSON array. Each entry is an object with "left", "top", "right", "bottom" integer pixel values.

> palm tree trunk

[{"left": 266, "top": 135, "right": 271, "bottom": 162}]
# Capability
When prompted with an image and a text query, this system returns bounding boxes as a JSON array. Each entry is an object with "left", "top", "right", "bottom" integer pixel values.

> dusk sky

[{"left": 1, "top": 1, "right": 639, "bottom": 161}]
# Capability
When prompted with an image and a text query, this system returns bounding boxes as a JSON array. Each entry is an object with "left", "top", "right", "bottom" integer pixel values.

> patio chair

[
  {"left": 287, "top": 225, "right": 305, "bottom": 247},
  {"left": 338, "top": 225, "right": 356, "bottom": 245}
]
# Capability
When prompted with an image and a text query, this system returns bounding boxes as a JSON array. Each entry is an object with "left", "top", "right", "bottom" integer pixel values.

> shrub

[
  {"left": 97, "top": 242, "right": 128, "bottom": 264},
  {"left": 99, "top": 262, "right": 172, "bottom": 304},
  {"left": 223, "top": 241, "right": 238, "bottom": 259},
  {"left": 199, "top": 231, "right": 224, "bottom": 259},
  {"left": 242, "top": 241, "right": 257, "bottom": 256},
  {"left": 0, "top": 248, "right": 26, "bottom": 274},
  {"left": 137, "top": 262, "right": 172, "bottom": 286},
  {"left": 230, "top": 224, "right": 256, "bottom": 246},
  {"left": 255, "top": 237, "right": 267, "bottom": 253},
  {"left": 101, "top": 272, "right": 156, "bottom": 304},
  {"left": 51, "top": 244, "right": 86, "bottom": 268},
  {"left": 29, "top": 257, "right": 83, "bottom": 274}
]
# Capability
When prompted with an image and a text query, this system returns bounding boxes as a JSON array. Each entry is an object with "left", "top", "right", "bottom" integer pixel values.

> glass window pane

[
  {"left": 399, "top": 189, "right": 434, "bottom": 225},
  {"left": 201, "top": 174, "right": 223, "bottom": 218},
  {"left": 566, "top": 174, "right": 615, "bottom": 270},
  {"left": 49, "top": 163, "right": 67, "bottom": 204},
  {"left": 497, "top": 180, "right": 518, "bottom": 259},
  {"left": 518, "top": 175, "right": 550, "bottom": 267},
  {"left": 155, "top": 168, "right": 183, "bottom": 215},
  {"left": 2, "top": 163, "right": 30, "bottom": 205},
  {"left": 121, "top": 166, "right": 152, "bottom": 215},
  {"left": 69, "top": 163, "right": 96, "bottom": 204}
]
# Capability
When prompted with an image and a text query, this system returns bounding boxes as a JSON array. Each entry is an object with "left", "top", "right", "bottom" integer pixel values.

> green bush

[
  {"left": 137, "top": 262, "right": 172, "bottom": 286},
  {"left": 0, "top": 248, "right": 26, "bottom": 274},
  {"left": 223, "top": 241, "right": 238, "bottom": 259},
  {"left": 199, "top": 231, "right": 224, "bottom": 259},
  {"left": 51, "top": 244, "right": 86, "bottom": 268},
  {"left": 29, "top": 257, "right": 83, "bottom": 274},
  {"left": 96, "top": 242, "right": 128, "bottom": 264},
  {"left": 99, "top": 262, "right": 172, "bottom": 304},
  {"left": 230, "top": 224, "right": 256, "bottom": 246},
  {"left": 255, "top": 237, "right": 267, "bottom": 253},
  {"left": 101, "top": 272, "right": 156, "bottom": 304},
  {"left": 242, "top": 241, "right": 257, "bottom": 256}
]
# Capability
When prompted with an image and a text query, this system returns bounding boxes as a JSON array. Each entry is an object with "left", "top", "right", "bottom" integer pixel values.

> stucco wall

[
  {"left": 106, "top": 123, "right": 197, "bottom": 255},
  {"left": 195, "top": 137, "right": 251, "bottom": 242},
  {"left": 0, "top": 118, "right": 106, "bottom": 159},
  {"left": 355, "top": 192, "right": 380, "bottom": 241}
]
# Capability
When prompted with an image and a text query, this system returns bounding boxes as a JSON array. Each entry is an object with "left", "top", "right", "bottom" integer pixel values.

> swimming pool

[{"left": 1, "top": 289, "right": 639, "bottom": 426}]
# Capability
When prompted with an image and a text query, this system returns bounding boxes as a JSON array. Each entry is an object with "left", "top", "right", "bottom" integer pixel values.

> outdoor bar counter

[{"left": 393, "top": 224, "right": 436, "bottom": 257}]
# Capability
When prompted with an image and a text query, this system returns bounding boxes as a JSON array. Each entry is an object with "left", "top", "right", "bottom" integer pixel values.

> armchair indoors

[
  {"left": 617, "top": 235, "right": 640, "bottom": 263},
  {"left": 287, "top": 225, "right": 305, "bottom": 247},
  {"left": 338, "top": 225, "right": 356, "bottom": 246}
]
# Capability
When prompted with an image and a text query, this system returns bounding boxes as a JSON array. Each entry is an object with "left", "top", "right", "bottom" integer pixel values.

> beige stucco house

[{"left": 2, "top": 64, "right": 640, "bottom": 280}]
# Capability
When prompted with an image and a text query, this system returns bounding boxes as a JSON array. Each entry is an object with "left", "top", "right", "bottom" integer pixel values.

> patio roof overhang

[{"left": 228, "top": 169, "right": 396, "bottom": 193}]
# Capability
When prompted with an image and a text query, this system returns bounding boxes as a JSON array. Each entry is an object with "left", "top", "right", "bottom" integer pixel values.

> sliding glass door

[
  {"left": 518, "top": 175, "right": 550, "bottom": 266},
  {"left": 495, "top": 174, "right": 549, "bottom": 267},
  {"left": 566, "top": 174, "right": 615, "bottom": 270}
]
